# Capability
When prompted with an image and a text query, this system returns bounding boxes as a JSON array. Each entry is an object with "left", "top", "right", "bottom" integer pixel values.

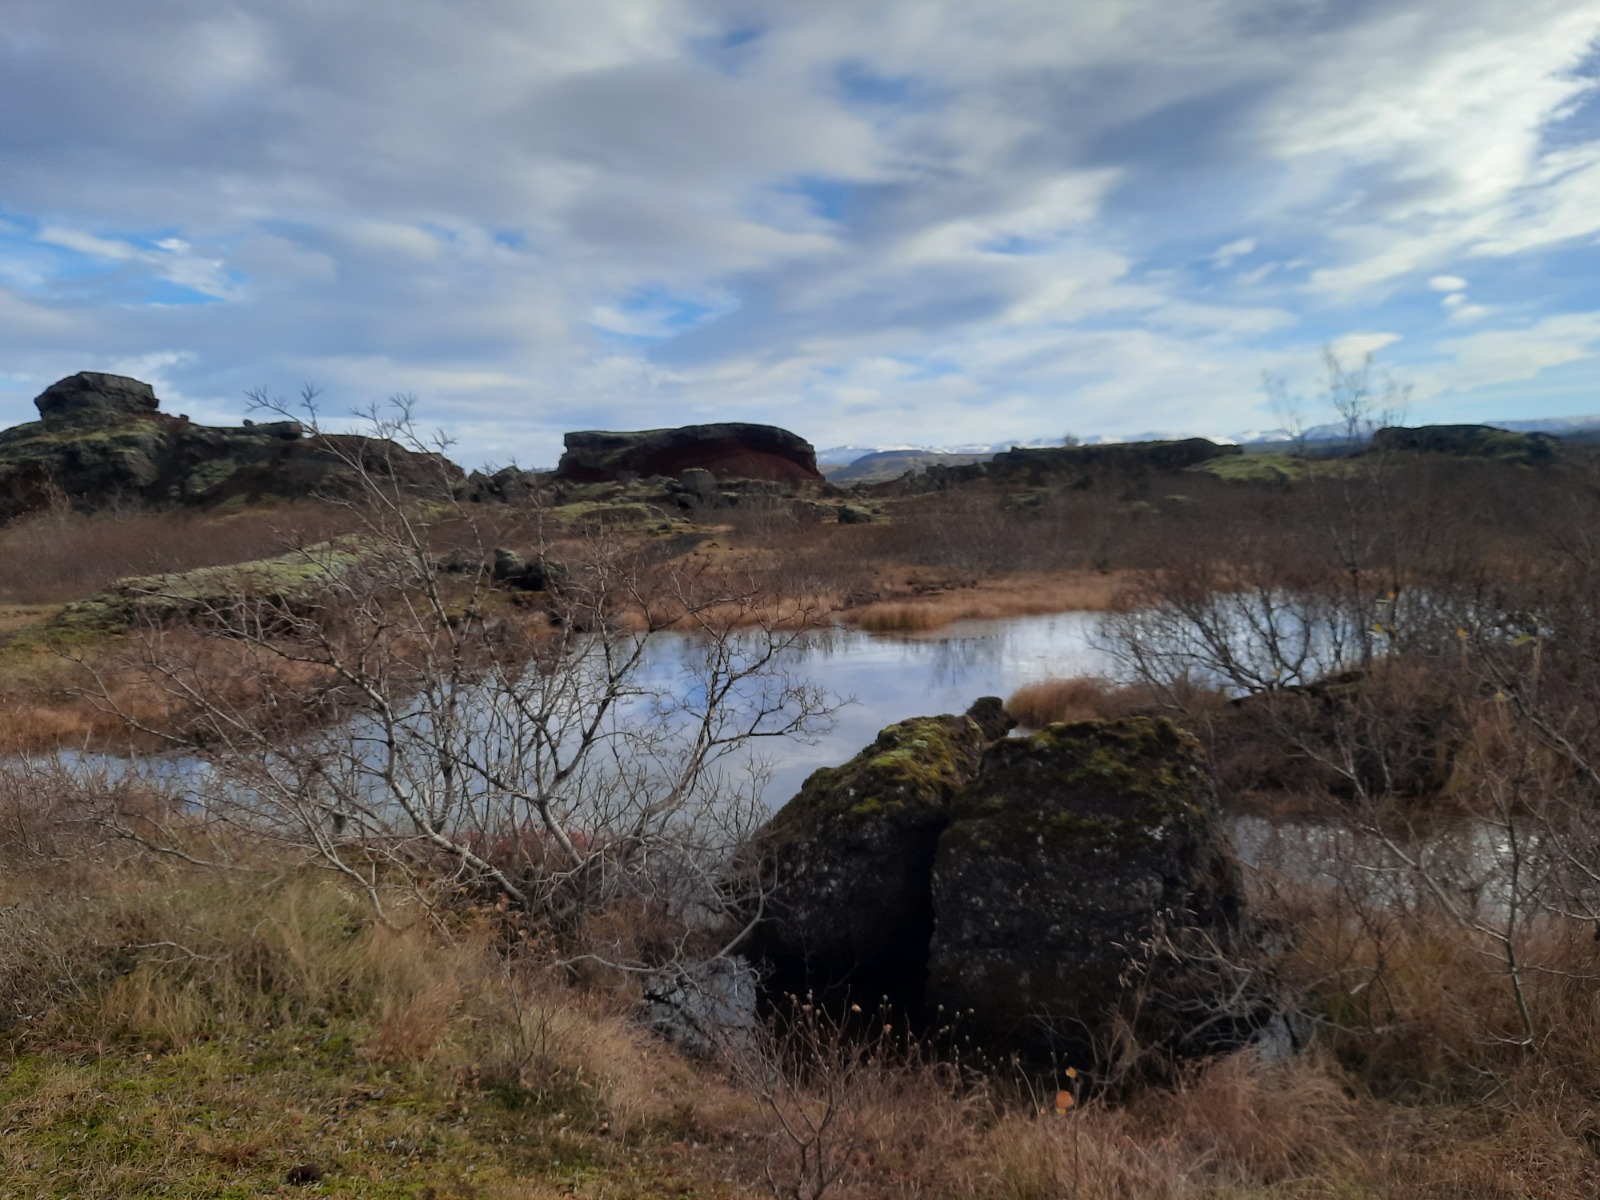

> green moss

[
  {"left": 181, "top": 457, "right": 241, "bottom": 498},
  {"left": 50, "top": 539, "right": 370, "bottom": 634},
  {"left": 953, "top": 717, "right": 1206, "bottom": 830},
  {"left": 1188, "top": 453, "right": 1355, "bottom": 484},
  {"left": 769, "top": 714, "right": 987, "bottom": 834}
]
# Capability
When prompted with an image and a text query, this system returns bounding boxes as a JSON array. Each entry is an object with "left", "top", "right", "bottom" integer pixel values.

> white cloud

[
  {"left": 1438, "top": 312, "right": 1600, "bottom": 388},
  {"left": 1329, "top": 332, "right": 1403, "bottom": 363},
  {"left": 2, "top": 0, "right": 1600, "bottom": 459},
  {"left": 1210, "top": 237, "right": 1256, "bottom": 268}
]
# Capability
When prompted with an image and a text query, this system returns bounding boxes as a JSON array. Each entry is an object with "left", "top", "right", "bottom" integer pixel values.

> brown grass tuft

[{"left": 1006, "top": 676, "right": 1157, "bottom": 727}]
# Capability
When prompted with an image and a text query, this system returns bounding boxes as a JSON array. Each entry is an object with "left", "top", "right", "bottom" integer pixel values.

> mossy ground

[
  {"left": 0, "top": 1037, "right": 733, "bottom": 1198},
  {"left": 0, "top": 867, "right": 757, "bottom": 1200},
  {"left": 49, "top": 540, "right": 370, "bottom": 635},
  {"left": 1186, "top": 453, "right": 1354, "bottom": 485}
]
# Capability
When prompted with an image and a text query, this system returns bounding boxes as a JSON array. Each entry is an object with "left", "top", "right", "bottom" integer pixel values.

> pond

[
  {"left": 637, "top": 611, "right": 1115, "bottom": 805},
  {"left": 46, "top": 610, "right": 1118, "bottom": 814}
]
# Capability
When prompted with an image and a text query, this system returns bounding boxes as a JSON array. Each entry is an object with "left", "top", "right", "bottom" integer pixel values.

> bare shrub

[{"left": 75, "top": 398, "right": 838, "bottom": 983}]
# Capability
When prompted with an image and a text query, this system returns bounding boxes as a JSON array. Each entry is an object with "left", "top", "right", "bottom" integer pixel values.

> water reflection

[
  {"left": 28, "top": 613, "right": 1116, "bottom": 814},
  {"left": 634, "top": 612, "right": 1112, "bottom": 805}
]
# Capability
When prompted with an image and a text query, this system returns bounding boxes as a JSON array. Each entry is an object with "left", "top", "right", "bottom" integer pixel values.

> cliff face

[
  {"left": 554, "top": 423, "right": 824, "bottom": 484},
  {"left": 0, "top": 372, "right": 459, "bottom": 522}
]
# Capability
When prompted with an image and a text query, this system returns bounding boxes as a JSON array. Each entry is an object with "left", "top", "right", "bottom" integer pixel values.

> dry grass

[
  {"left": 7, "top": 774, "right": 1600, "bottom": 1197},
  {"left": 1006, "top": 676, "right": 1157, "bottom": 728},
  {"left": 846, "top": 571, "right": 1131, "bottom": 633},
  {"left": 0, "top": 502, "right": 362, "bottom": 606}
]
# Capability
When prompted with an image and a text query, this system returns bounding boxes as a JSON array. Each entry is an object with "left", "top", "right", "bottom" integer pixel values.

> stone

[
  {"left": 0, "top": 373, "right": 458, "bottom": 522},
  {"left": 489, "top": 548, "right": 561, "bottom": 592},
  {"left": 741, "top": 710, "right": 1253, "bottom": 1068},
  {"left": 742, "top": 703, "right": 997, "bottom": 1005},
  {"left": 678, "top": 467, "right": 717, "bottom": 500},
  {"left": 555, "top": 423, "right": 824, "bottom": 485},
  {"left": 34, "top": 372, "right": 159, "bottom": 425}
]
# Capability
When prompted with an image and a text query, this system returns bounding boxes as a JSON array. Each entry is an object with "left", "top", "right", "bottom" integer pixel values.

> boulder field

[
  {"left": 741, "top": 702, "right": 1257, "bottom": 1067},
  {"left": 0, "top": 372, "right": 457, "bottom": 521}
]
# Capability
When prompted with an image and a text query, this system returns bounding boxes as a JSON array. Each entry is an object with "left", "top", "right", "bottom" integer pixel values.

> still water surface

[{"left": 639, "top": 612, "right": 1114, "bottom": 804}]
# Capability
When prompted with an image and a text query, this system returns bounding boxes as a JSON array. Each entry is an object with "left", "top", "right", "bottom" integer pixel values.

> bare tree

[
  {"left": 83, "top": 395, "right": 838, "bottom": 971},
  {"left": 1322, "top": 348, "right": 1410, "bottom": 446}
]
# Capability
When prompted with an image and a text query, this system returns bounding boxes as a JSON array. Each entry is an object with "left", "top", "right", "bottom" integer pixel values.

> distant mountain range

[{"left": 816, "top": 413, "right": 1600, "bottom": 471}]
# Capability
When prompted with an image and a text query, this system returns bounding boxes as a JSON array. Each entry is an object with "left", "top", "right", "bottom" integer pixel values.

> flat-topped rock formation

[
  {"left": 554, "top": 422, "right": 824, "bottom": 484},
  {"left": 0, "top": 372, "right": 459, "bottom": 522},
  {"left": 1370, "top": 423, "right": 1560, "bottom": 464}
]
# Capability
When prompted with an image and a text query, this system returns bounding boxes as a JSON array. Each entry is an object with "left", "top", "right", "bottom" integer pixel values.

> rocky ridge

[
  {"left": 0, "top": 372, "right": 459, "bottom": 522},
  {"left": 554, "top": 423, "right": 824, "bottom": 485}
]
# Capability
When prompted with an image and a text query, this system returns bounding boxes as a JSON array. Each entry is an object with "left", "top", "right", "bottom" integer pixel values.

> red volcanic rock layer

[{"left": 554, "top": 423, "right": 823, "bottom": 484}]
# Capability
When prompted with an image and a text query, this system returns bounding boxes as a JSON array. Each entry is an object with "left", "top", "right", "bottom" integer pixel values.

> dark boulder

[
  {"left": 34, "top": 372, "right": 160, "bottom": 425},
  {"left": 554, "top": 423, "right": 824, "bottom": 485},
  {"left": 742, "top": 711, "right": 1251, "bottom": 1068},
  {"left": 490, "top": 548, "right": 561, "bottom": 592}
]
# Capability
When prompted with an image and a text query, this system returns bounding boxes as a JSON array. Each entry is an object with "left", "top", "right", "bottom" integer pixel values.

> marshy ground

[{"left": 7, "top": 444, "right": 1600, "bottom": 1197}]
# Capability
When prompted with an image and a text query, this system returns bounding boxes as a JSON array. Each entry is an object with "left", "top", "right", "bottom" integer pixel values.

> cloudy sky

[{"left": 4, "top": 0, "right": 1600, "bottom": 466}]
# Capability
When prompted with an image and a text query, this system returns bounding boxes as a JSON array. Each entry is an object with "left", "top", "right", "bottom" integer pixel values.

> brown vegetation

[{"left": 9, "top": 416, "right": 1600, "bottom": 1194}]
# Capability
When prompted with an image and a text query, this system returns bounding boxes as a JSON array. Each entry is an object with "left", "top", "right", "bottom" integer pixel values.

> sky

[{"left": 3, "top": 0, "right": 1600, "bottom": 468}]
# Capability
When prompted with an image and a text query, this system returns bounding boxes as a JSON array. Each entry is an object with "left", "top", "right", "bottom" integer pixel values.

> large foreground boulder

[
  {"left": 554, "top": 423, "right": 824, "bottom": 485},
  {"left": 744, "top": 709, "right": 1250, "bottom": 1067},
  {"left": 0, "top": 372, "right": 460, "bottom": 522}
]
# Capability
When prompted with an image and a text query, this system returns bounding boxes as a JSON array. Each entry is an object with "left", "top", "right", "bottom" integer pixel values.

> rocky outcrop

[
  {"left": 1370, "top": 424, "right": 1560, "bottom": 464},
  {"left": 987, "top": 438, "right": 1240, "bottom": 484},
  {"left": 877, "top": 438, "right": 1241, "bottom": 494},
  {"left": 0, "top": 372, "right": 460, "bottom": 522},
  {"left": 34, "top": 372, "right": 161, "bottom": 424},
  {"left": 744, "top": 708, "right": 1250, "bottom": 1066},
  {"left": 554, "top": 423, "right": 824, "bottom": 485}
]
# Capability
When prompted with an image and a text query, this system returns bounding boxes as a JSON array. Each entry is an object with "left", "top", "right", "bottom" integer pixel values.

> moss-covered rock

[
  {"left": 50, "top": 541, "right": 368, "bottom": 634},
  {"left": 928, "top": 717, "right": 1243, "bottom": 1065},
  {"left": 743, "top": 712, "right": 1252, "bottom": 1067},
  {"left": 1370, "top": 423, "right": 1559, "bottom": 464},
  {"left": 743, "top": 703, "right": 1002, "bottom": 1004}
]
